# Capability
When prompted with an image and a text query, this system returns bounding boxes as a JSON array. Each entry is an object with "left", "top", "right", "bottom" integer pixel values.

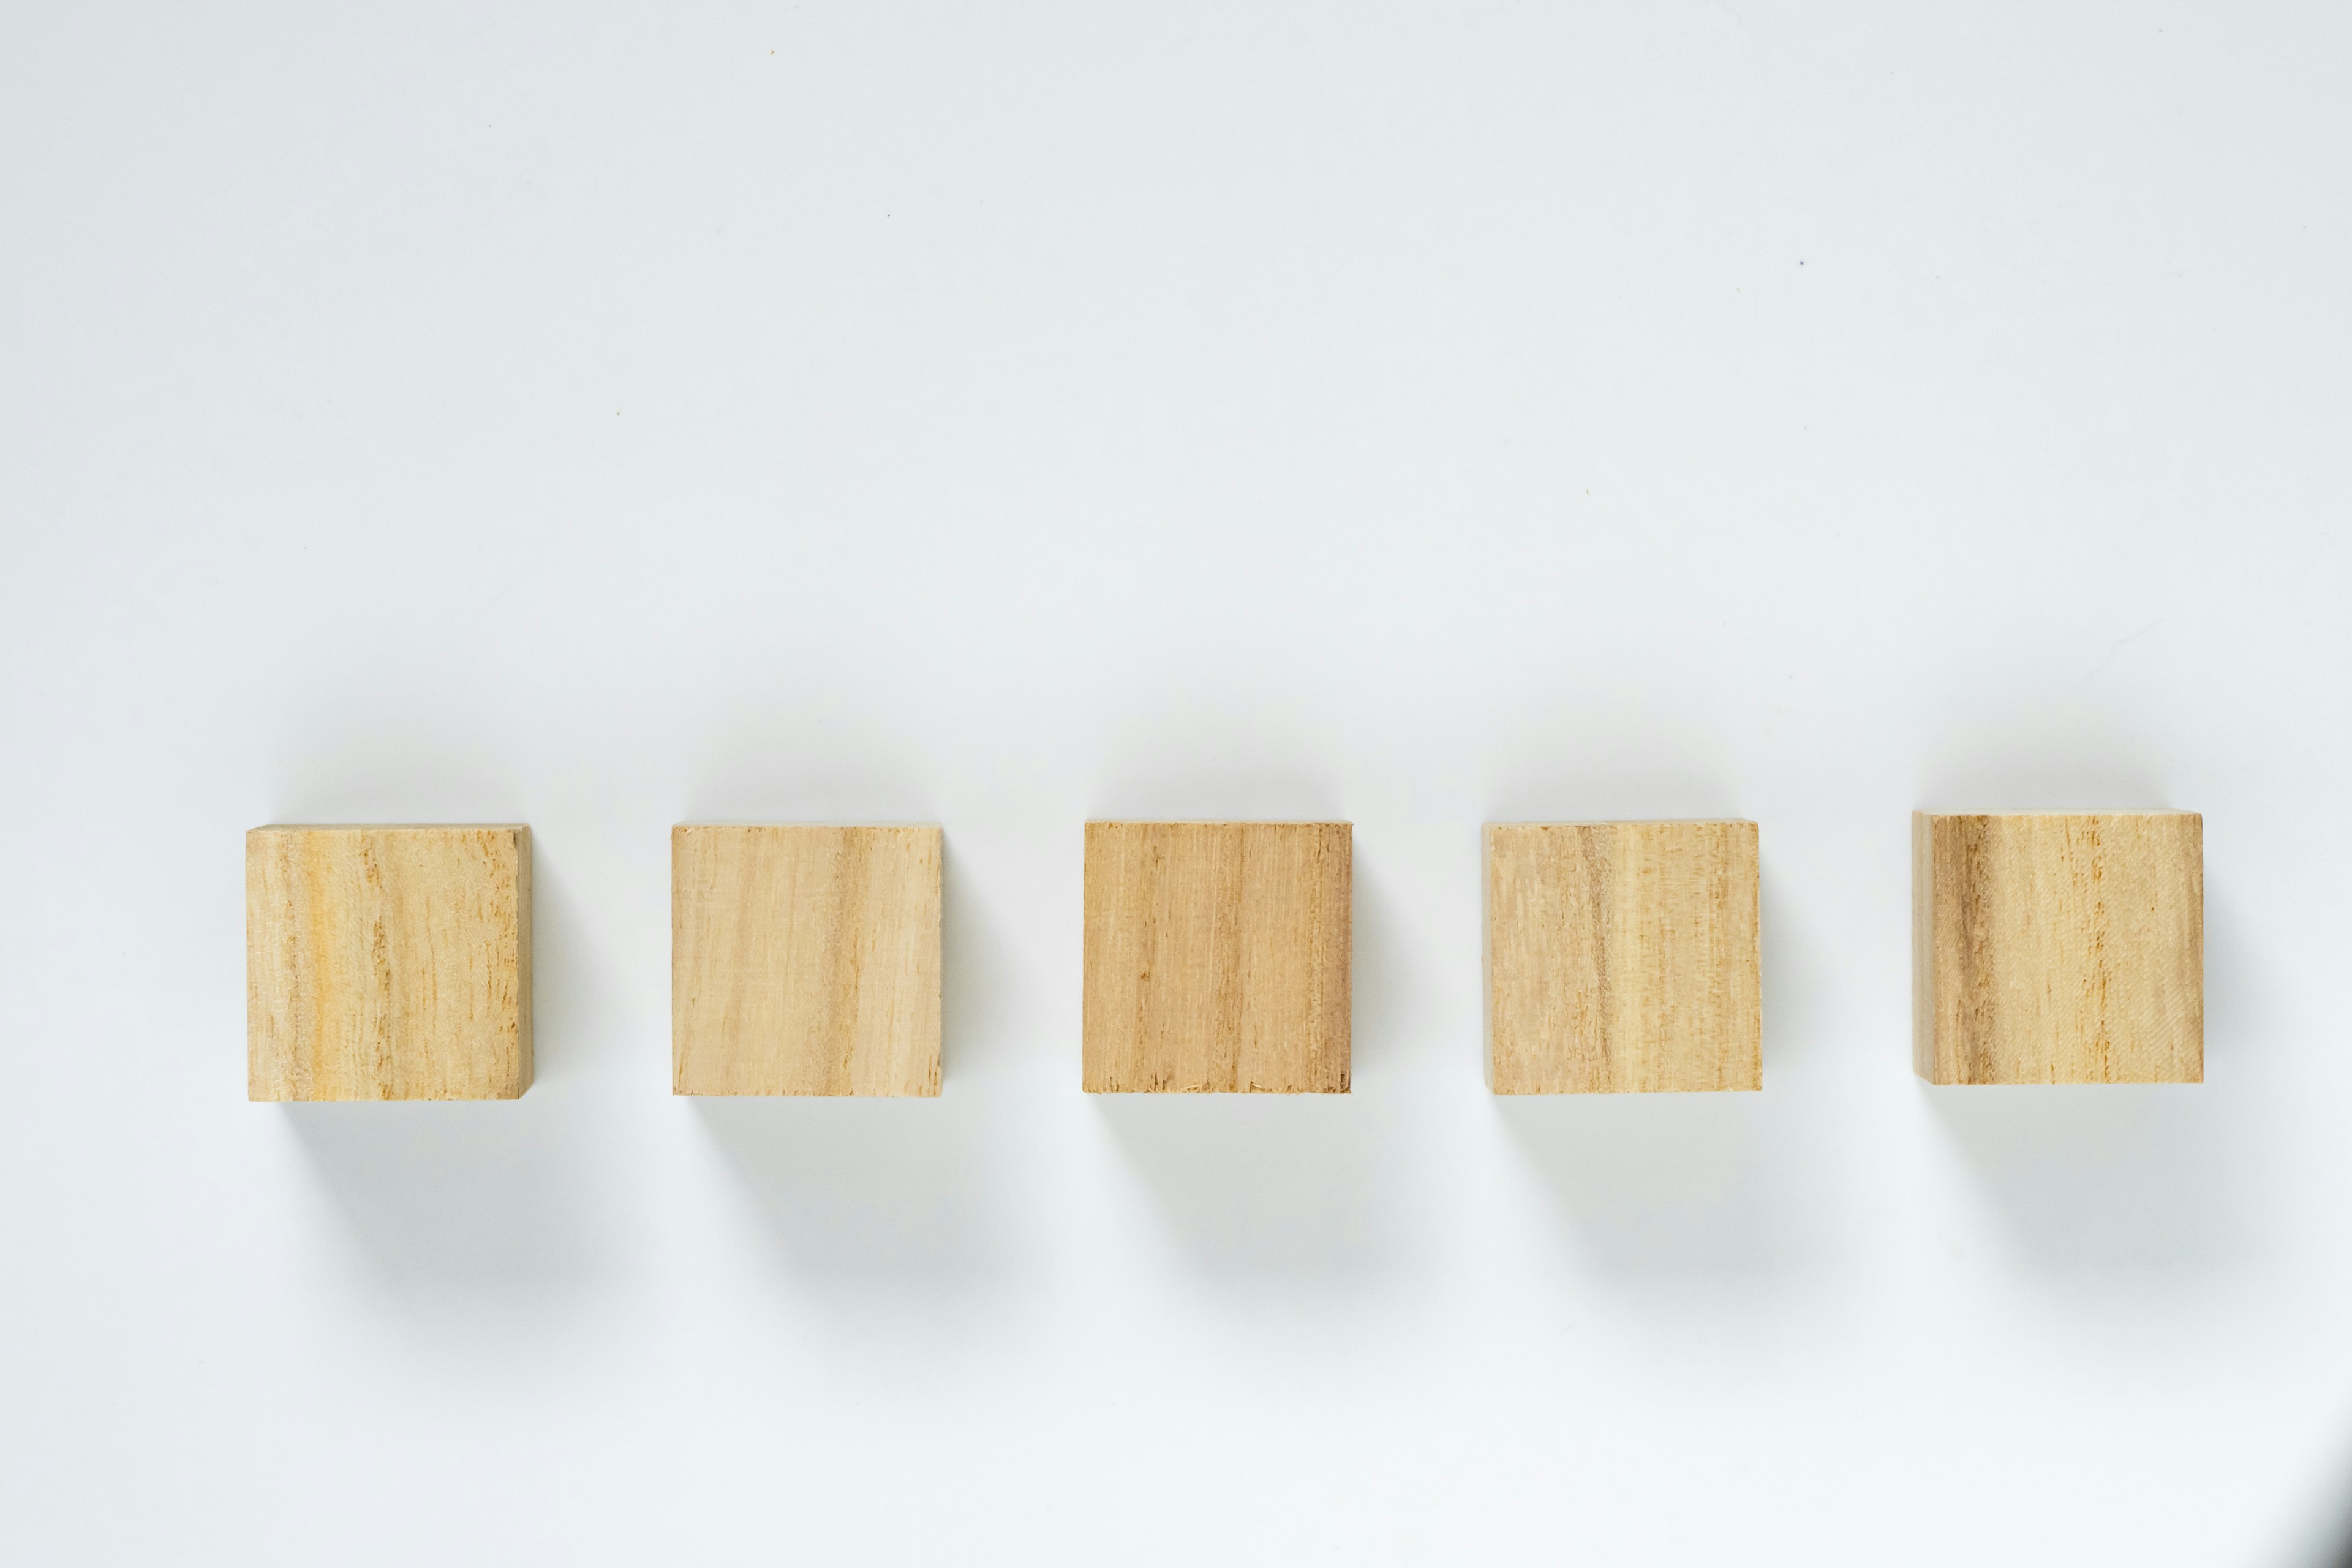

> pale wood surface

[
  {"left": 1912, "top": 810, "right": 2203, "bottom": 1085},
  {"left": 1082, "top": 821, "right": 1351, "bottom": 1093},
  {"left": 247, "top": 825, "right": 532, "bottom": 1101},
  {"left": 1485, "top": 820, "right": 1760, "bottom": 1094},
  {"left": 672, "top": 824, "right": 942, "bottom": 1096}
]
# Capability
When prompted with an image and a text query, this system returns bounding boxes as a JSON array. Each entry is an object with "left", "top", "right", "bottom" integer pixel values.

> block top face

[
  {"left": 1912, "top": 810, "right": 2203, "bottom": 1085},
  {"left": 246, "top": 824, "right": 532, "bottom": 1102},
  {"left": 253, "top": 823, "right": 528, "bottom": 832},
  {"left": 671, "top": 824, "right": 942, "bottom": 1097},
  {"left": 1915, "top": 809, "right": 2197, "bottom": 821},
  {"left": 1485, "top": 820, "right": 1760, "bottom": 1095},
  {"left": 1082, "top": 820, "right": 1352, "bottom": 1093}
]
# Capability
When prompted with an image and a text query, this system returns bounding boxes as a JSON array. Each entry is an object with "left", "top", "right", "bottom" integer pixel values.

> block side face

[
  {"left": 248, "top": 831, "right": 297, "bottom": 1099},
  {"left": 1735, "top": 820, "right": 1763, "bottom": 1087},
  {"left": 1615, "top": 820, "right": 1760, "bottom": 1091},
  {"left": 1486, "top": 821, "right": 1758, "bottom": 1094},
  {"left": 672, "top": 825, "right": 943, "bottom": 1096},
  {"left": 1079, "top": 823, "right": 1121, "bottom": 1091},
  {"left": 1082, "top": 821, "right": 1351, "bottom": 1093},
  {"left": 418, "top": 827, "right": 525, "bottom": 1098},
  {"left": 379, "top": 827, "right": 529, "bottom": 1099},
  {"left": 1301, "top": 822, "right": 1352, "bottom": 1091},
  {"left": 1939, "top": 813, "right": 2011, "bottom": 1084},
  {"left": 1705, "top": 820, "right": 1763, "bottom": 1090},
  {"left": 1081, "top": 822, "right": 1185, "bottom": 1091},
  {"left": 246, "top": 827, "right": 527, "bottom": 1101},
  {"left": 1485, "top": 824, "right": 1611, "bottom": 1094},
  {"left": 671, "top": 826, "right": 692, "bottom": 1094},
  {"left": 1480, "top": 825, "right": 1498, "bottom": 1093},
  {"left": 2078, "top": 812, "right": 2201, "bottom": 1082},
  {"left": 510, "top": 829, "right": 532, "bottom": 1098},
  {"left": 1923, "top": 812, "right": 2203, "bottom": 1084},
  {"left": 1917, "top": 813, "right": 1998, "bottom": 1082},
  {"left": 908, "top": 827, "right": 945, "bottom": 1093},
  {"left": 2179, "top": 814, "right": 2206, "bottom": 1080},
  {"left": 1912, "top": 813, "right": 1948, "bottom": 1082}
]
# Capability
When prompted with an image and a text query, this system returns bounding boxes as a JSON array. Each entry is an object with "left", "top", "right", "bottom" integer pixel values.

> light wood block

[
  {"left": 672, "top": 824, "right": 941, "bottom": 1096},
  {"left": 1484, "top": 820, "right": 1761, "bottom": 1095},
  {"left": 247, "top": 825, "right": 532, "bottom": 1101},
  {"left": 1912, "top": 810, "right": 2203, "bottom": 1085},
  {"left": 1082, "top": 821, "right": 1351, "bottom": 1093}
]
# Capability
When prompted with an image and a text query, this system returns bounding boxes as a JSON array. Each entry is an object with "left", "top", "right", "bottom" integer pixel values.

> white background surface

[{"left": 4, "top": 2, "right": 2349, "bottom": 1563}]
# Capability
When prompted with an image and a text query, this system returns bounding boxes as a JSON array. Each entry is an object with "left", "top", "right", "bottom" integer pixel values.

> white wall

[{"left": 4, "top": 3, "right": 2350, "bottom": 1562}]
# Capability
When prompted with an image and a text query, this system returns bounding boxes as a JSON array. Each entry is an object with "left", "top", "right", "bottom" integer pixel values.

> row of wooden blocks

[{"left": 246, "top": 812, "right": 2205, "bottom": 1100}]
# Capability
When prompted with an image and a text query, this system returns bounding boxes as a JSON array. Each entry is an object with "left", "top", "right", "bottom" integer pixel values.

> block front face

[
  {"left": 247, "top": 826, "right": 533, "bottom": 1101},
  {"left": 1485, "top": 821, "right": 1761, "bottom": 1094},
  {"left": 1913, "top": 811, "right": 2203, "bottom": 1085},
  {"left": 672, "top": 825, "right": 942, "bottom": 1096},
  {"left": 1082, "top": 821, "right": 1351, "bottom": 1093}
]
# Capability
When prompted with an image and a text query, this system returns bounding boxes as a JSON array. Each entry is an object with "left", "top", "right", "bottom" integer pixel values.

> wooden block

[
  {"left": 247, "top": 825, "right": 532, "bottom": 1101},
  {"left": 1484, "top": 820, "right": 1761, "bottom": 1094},
  {"left": 1082, "top": 821, "right": 1351, "bottom": 1093},
  {"left": 672, "top": 824, "right": 941, "bottom": 1096},
  {"left": 1912, "top": 810, "right": 2203, "bottom": 1085}
]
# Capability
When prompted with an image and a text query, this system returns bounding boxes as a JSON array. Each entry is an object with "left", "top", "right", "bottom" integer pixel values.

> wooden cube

[
  {"left": 672, "top": 824, "right": 941, "bottom": 1096},
  {"left": 247, "top": 825, "right": 532, "bottom": 1101},
  {"left": 1485, "top": 820, "right": 1761, "bottom": 1094},
  {"left": 1082, "top": 821, "right": 1351, "bottom": 1093},
  {"left": 1912, "top": 810, "right": 2203, "bottom": 1085}
]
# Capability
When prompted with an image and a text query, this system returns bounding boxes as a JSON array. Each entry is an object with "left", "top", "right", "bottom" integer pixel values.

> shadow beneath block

[
  {"left": 1495, "top": 1094, "right": 1800, "bottom": 1280},
  {"left": 1093, "top": 1093, "right": 1405, "bottom": 1281},
  {"left": 1348, "top": 858, "right": 1415, "bottom": 1077},
  {"left": 525, "top": 848, "right": 629, "bottom": 1087},
  {"left": 2202, "top": 884, "right": 2264, "bottom": 1072},
  {"left": 1924, "top": 1085, "right": 2251, "bottom": 1275},
  {"left": 940, "top": 842, "right": 1022, "bottom": 1084},
  {"left": 284, "top": 1100, "right": 606, "bottom": 1290},
  {"left": 692, "top": 1097, "right": 1011, "bottom": 1291},
  {"left": 1757, "top": 862, "right": 1834, "bottom": 1080}
]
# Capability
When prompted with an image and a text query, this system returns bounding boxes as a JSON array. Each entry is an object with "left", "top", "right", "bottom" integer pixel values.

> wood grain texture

[
  {"left": 1485, "top": 820, "right": 1760, "bottom": 1094},
  {"left": 247, "top": 825, "right": 532, "bottom": 1101},
  {"left": 1082, "top": 821, "right": 1351, "bottom": 1093},
  {"left": 672, "top": 824, "right": 941, "bottom": 1096},
  {"left": 1912, "top": 810, "right": 2203, "bottom": 1085}
]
